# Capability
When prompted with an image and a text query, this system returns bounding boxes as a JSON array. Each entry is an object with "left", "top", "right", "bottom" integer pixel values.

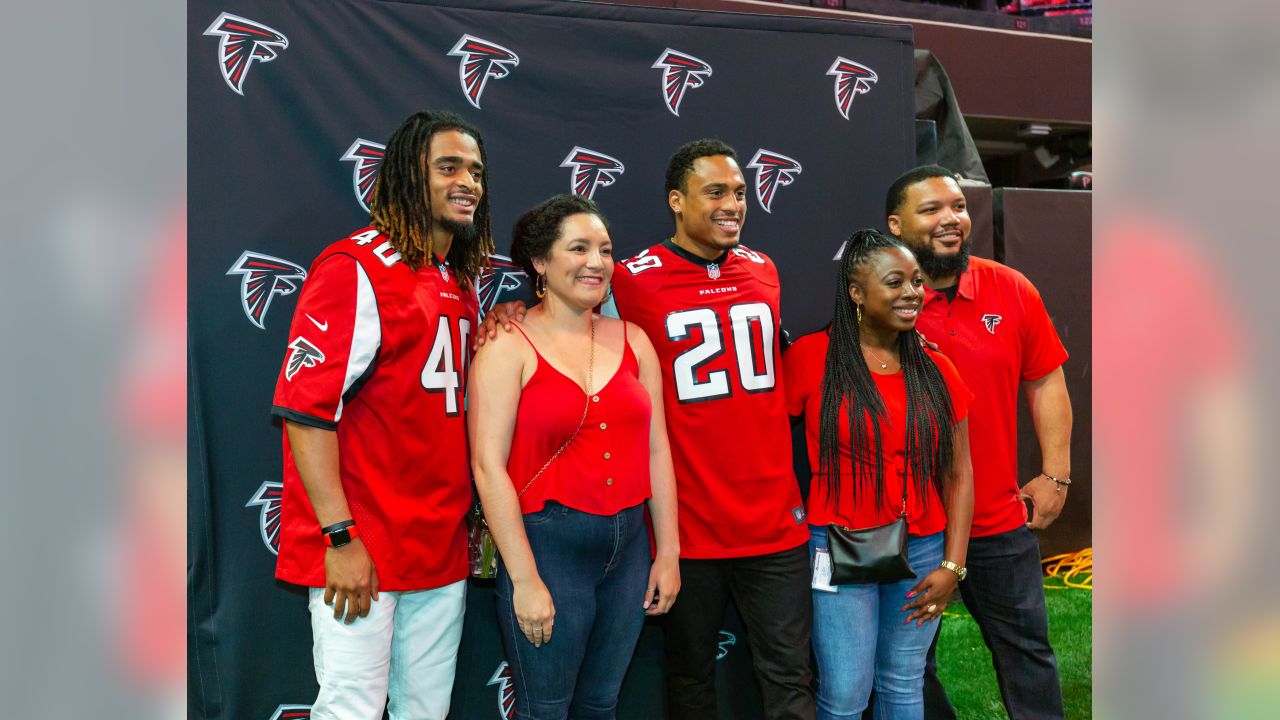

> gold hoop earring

[
  {"left": 856, "top": 304, "right": 862, "bottom": 326},
  {"left": 535, "top": 273, "right": 547, "bottom": 299}
]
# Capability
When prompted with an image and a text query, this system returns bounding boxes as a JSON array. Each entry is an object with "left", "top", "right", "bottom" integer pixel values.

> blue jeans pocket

[{"left": 522, "top": 500, "right": 563, "bottom": 526}]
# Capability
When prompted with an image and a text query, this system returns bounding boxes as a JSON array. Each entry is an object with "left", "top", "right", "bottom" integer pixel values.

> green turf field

[{"left": 935, "top": 576, "right": 1092, "bottom": 719}]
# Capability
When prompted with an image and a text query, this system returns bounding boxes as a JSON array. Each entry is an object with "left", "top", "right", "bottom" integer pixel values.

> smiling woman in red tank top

[{"left": 469, "top": 194, "right": 680, "bottom": 719}]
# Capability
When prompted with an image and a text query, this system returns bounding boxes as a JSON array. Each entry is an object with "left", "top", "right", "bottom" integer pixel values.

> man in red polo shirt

[
  {"left": 885, "top": 166, "right": 1073, "bottom": 720},
  {"left": 271, "top": 111, "right": 493, "bottom": 720}
]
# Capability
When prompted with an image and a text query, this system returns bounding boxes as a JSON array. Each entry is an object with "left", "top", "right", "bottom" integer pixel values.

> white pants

[{"left": 307, "top": 579, "right": 466, "bottom": 720}]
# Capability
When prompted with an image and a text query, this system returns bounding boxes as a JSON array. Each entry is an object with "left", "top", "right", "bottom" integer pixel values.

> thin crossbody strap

[{"left": 517, "top": 317, "right": 595, "bottom": 498}]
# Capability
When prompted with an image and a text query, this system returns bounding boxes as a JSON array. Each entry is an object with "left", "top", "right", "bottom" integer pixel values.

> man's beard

[
  {"left": 435, "top": 216, "right": 479, "bottom": 249},
  {"left": 916, "top": 238, "right": 971, "bottom": 279}
]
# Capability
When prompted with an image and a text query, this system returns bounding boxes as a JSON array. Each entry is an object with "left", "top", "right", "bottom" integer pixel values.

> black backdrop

[{"left": 188, "top": 1, "right": 915, "bottom": 718}]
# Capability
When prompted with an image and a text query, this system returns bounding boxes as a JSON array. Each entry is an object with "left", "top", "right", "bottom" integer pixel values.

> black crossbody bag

[{"left": 825, "top": 482, "right": 913, "bottom": 585}]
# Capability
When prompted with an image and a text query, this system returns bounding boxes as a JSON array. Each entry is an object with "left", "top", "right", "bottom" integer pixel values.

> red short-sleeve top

[{"left": 784, "top": 331, "right": 973, "bottom": 536}]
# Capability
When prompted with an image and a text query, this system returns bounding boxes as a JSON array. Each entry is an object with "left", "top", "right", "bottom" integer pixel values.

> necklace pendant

[{"left": 880, "top": 362, "right": 888, "bottom": 369}]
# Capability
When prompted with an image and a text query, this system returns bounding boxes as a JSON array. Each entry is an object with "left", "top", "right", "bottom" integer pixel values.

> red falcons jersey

[
  {"left": 271, "top": 227, "right": 478, "bottom": 591},
  {"left": 611, "top": 241, "right": 807, "bottom": 559}
]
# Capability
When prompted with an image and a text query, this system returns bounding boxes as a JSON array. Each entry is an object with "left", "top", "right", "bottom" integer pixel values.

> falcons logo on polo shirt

[
  {"left": 488, "top": 662, "right": 515, "bottom": 719},
  {"left": 203, "top": 12, "right": 289, "bottom": 96},
  {"left": 746, "top": 149, "right": 803, "bottom": 213},
  {"left": 227, "top": 251, "right": 307, "bottom": 330},
  {"left": 340, "top": 139, "right": 385, "bottom": 212},
  {"left": 561, "top": 147, "right": 625, "bottom": 200},
  {"left": 246, "top": 481, "right": 284, "bottom": 555},
  {"left": 982, "top": 313, "right": 1003, "bottom": 334},
  {"left": 827, "top": 57, "right": 878, "bottom": 120},
  {"left": 448, "top": 35, "right": 519, "bottom": 109},
  {"left": 652, "top": 49, "right": 712, "bottom": 117}
]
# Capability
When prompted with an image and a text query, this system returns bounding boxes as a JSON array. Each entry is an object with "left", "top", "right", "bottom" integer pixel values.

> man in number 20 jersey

[
  {"left": 612, "top": 241, "right": 803, "bottom": 558},
  {"left": 270, "top": 111, "right": 494, "bottom": 720},
  {"left": 609, "top": 140, "right": 814, "bottom": 720}
]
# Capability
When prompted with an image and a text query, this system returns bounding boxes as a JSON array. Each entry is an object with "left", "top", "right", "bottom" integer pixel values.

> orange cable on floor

[{"left": 1041, "top": 547, "right": 1092, "bottom": 590}]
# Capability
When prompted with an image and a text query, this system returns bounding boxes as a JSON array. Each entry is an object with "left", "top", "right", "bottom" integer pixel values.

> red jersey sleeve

[
  {"left": 1018, "top": 278, "right": 1069, "bottom": 382},
  {"left": 271, "top": 253, "right": 378, "bottom": 429},
  {"left": 928, "top": 349, "right": 974, "bottom": 424}
]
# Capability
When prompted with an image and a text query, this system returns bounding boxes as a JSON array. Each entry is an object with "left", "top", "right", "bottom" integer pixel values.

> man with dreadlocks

[
  {"left": 885, "top": 166, "right": 1072, "bottom": 720},
  {"left": 269, "top": 110, "right": 494, "bottom": 720},
  {"left": 783, "top": 228, "right": 974, "bottom": 720}
]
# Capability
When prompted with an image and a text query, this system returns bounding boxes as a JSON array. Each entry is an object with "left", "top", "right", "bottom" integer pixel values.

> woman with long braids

[
  {"left": 783, "top": 229, "right": 975, "bottom": 720},
  {"left": 469, "top": 195, "right": 680, "bottom": 719}
]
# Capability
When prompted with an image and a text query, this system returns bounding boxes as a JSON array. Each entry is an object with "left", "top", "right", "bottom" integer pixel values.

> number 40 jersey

[
  {"left": 270, "top": 226, "right": 477, "bottom": 591},
  {"left": 611, "top": 240, "right": 807, "bottom": 559}
]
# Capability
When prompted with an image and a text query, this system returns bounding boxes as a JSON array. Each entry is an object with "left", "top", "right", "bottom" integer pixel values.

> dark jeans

[
  {"left": 923, "top": 526, "right": 1064, "bottom": 720},
  {"left": 496, "top": 501, "right": 650, "bottom": 720},
  {"left": 664, "top": 543, "right": 815, "bottom": 720}
]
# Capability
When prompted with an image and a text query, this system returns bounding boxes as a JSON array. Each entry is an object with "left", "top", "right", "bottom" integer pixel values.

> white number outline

[
  {"left": 421, "top": 315, "right": 470, "bottom": 416},
  {"left": 665, "top": 302, "right": 777, "bottom": 404}
]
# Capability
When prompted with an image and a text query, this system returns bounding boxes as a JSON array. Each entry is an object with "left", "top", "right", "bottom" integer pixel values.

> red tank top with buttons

[{"left": 507, "top": 321, "right": 652, "bottom": 515}]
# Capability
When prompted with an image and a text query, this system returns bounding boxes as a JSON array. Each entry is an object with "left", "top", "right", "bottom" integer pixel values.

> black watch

[{"left": 321, "top": 520, "right": 359, "bottom": 548}]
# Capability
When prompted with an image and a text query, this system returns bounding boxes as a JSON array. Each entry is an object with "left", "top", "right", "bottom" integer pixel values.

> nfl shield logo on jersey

[{"left": 707, "top": 263, "right": 721, "bottom": 280}]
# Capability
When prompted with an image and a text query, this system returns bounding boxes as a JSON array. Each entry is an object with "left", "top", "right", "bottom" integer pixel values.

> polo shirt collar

[{"left": 923, "top": 267, "right": 976, "bottom": 306}]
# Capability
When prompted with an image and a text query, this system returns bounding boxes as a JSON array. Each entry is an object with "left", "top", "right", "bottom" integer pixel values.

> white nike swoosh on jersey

[{"left": 306, "top": 314, "right": 328, "bottom": 332}]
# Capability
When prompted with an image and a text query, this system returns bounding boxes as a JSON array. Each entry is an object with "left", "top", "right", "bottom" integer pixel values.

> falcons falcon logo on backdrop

[
  {"left": 826, "top": 57, "right": 878, "bottom": 120},
  {"left": 478, "top": 254, "right": 528, "bottom": 317},
  {"left": 561, "top": 147, "right": 625, "bottom": 200},
  {"left": 746, "top": 149, "right": 803, "bottom": 213},
  {"left": 652, "top": 49, "right": 713, "bottom": 117},
  {"left": 488, "top": 662, "right": 515, "bottom": 720},
  {"left": 203, "top": 12, "right": 289, "bottom": 96},
  {"left": 226, "top": 251, "right": 307, "bottom": 330},
  {"left": 340, "top": 139, "right": 385, "bottom": 212},
  {"left": 246, "top": 481, "right": 284, "bottom": 555},
  {"left": 268, "top": 705, "right": 311, "bottom": 720},
  {"left": 285, "top": 337, "right": 325, "bottom": 381},
  {"left": 448, "top": 35, "right": 520, "bottom": 109}
]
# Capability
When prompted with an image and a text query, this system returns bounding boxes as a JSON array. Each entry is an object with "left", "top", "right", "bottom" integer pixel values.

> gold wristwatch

[{"left": 940, "top": 560, "right": 967, "bottom": 581}]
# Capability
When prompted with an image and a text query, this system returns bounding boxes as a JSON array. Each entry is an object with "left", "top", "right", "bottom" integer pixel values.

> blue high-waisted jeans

[
  {"left": 809, "top": 525, "right": 944, "bottom": 720},
  {"left": 495, "top": 501, "right": 650, "bottom": 720}
]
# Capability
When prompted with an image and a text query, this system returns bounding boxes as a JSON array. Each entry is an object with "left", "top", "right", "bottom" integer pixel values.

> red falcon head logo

[
  {"left": 286, "top": 337, "right": 325, "bottom": 381},
  {"left": 448, "top": 35, "right": 520, "bottom": 109},
  {"left": 826, "top": 57, "right": 878, "bottom": 120},
  {"left": 340, "top": 139, "right": 386, "bottom": 212},
  {"left": 488, "top": 661, "right": 515, "bottom": 720},
  {"left": 268, "top": 705, "right": 311, "bottom": 720},
  {"left": 561, "top": 147, "right": 625, "bottom": 200},
  {"left": 203, "top": 12, "right": 289, "bottom": 96},
  {"left": 478, "top": 254, "right": 528, "bottom": 317},
  {"left": 652, "top": 49, "right": 712, "bottom": 117},
  {"left": 246, "top": 481, "right": 284, "bottom": 555},
  {"left": 746, "top": 149, "right": 803, "bottom": 214},
  {"left": 227, "top": 251, "right": 307, "bottom": 330}
]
